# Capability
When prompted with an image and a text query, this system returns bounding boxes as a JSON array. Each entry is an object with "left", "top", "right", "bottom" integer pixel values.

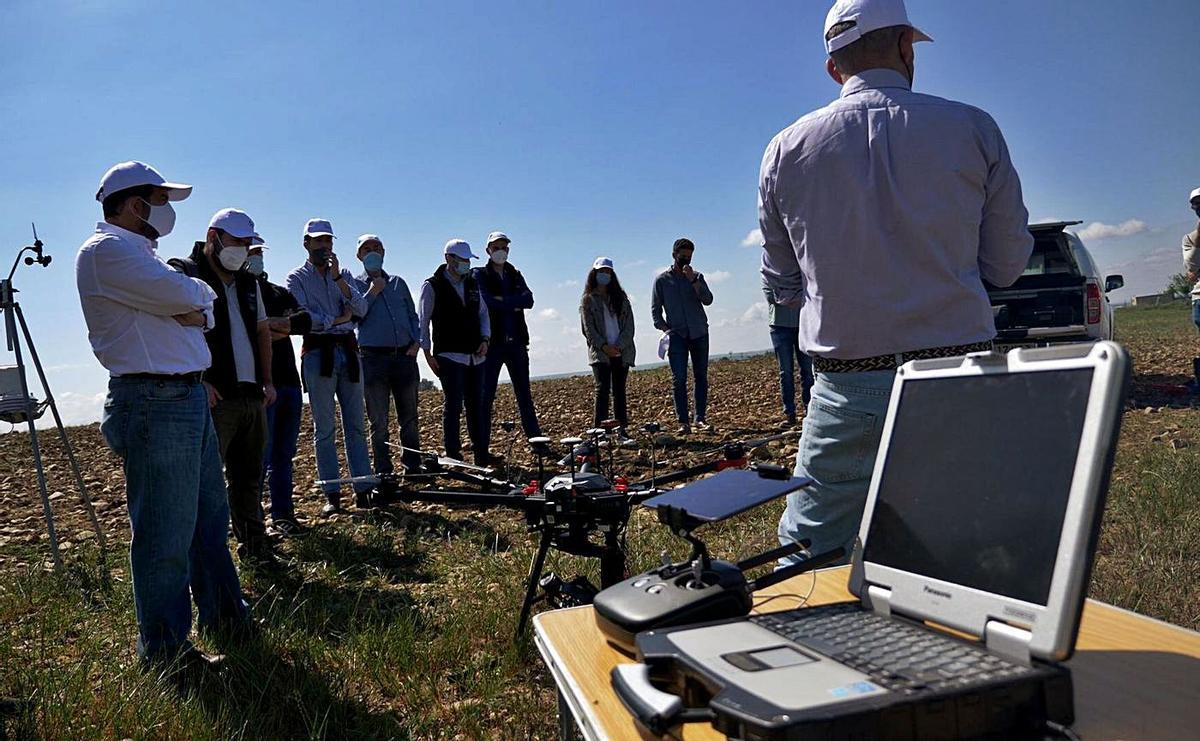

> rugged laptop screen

[{"left": 861, "top": 368, "right": 1093, "bottom": 606}]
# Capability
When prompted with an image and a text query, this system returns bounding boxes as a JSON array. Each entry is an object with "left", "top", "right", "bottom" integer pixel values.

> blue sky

[{"left": 1, "top": 0, "right": 1197, "bottom": 426}]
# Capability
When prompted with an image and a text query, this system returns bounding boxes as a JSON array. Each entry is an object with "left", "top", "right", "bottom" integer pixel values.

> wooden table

[{"left": 533, "top": 566, "right": 1200, "bottom": 740}]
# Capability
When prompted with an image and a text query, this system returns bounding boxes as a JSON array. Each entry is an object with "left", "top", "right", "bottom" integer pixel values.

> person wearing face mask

[
  {"left": 418, "top": 240, "right": 492, "bottom": 465},
  {"left": 76, "top": 161, "right": 249, "bottom": 673},
  {"left": 580, "top": 257, "right": 636, "bottom": 442},
  {"left": 349, "top": 234, "right": 423, "bottom": 477},
  {"left": 1180, "top": 188, "right": 1200, "bottom": 387},
  {"left": 286, "top": 219, "right": 373, "bottom": 514},
  {"left": 760, "top": 0, "right": 1033, "bottom": 567},
  {"left": 168, "top": 209, "right": 279, "bottom": 567},
  {"left": 650, "top": 237, "right": 714, "bottom": 434},
  {"left": 242, "top": 245, "right": 312, "bottom": 538},
  {"left": 473, "top": 231, "right": 541, "bottom": 457}
]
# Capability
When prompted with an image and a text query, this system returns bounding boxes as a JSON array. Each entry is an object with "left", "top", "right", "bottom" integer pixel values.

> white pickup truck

[{"left": 986, "top": 221, "right": 1124, "bottom": 349}]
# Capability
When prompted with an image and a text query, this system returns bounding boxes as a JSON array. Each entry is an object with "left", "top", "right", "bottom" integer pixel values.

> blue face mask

[
  {"left": 243, "top": 254, "right": 265, "bottom": 276},
  {"left": 454, "top": 260, "right": 471, "bottom": 276},
  {"left": 596, "top": 272, "right": 612, "bottom": 286},
  {"left": 362, "top": 252, "right": 384, "bottom": 273}
]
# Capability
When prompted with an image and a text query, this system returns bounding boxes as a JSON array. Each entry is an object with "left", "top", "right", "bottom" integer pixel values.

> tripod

[{"left": 2, "top": 229, "right": 106, "bottom": 571}]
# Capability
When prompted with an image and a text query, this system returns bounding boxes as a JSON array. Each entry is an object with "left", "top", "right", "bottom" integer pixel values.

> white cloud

[
  {"left": 1076, "top": 219, "right": 1148, "bottom": 242},
  {"left": 556, "top": 279, "right": 581, "bottom": 288},
  {"left": 707, "top": 270, "right": 732, "bottom": 284},
  {"left": 716, "top": 301, "right": 769, "bottom": 328},
  {"left": 537, "top": 308, "right": 561, "bottom": 321},
  {"left": 741, "top": 229, "right": 763, "bottom": 248}
]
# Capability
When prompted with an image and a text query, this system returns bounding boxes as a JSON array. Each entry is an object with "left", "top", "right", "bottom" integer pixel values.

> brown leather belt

[{"left": 812, "top": 341, "right": 994, "bottom": 373}]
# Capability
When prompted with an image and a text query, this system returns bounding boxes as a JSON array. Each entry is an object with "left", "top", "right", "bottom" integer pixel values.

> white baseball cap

[
  {"left": 95, "top": 161, "right": 192, "bottom": 203},
  {"left": 592, "top": 257, "right": 615, "bottom": 270},
  {"left": 208, "top": 208, "right": 262, "bottom": 242},
  {"left": 444, "top": 239, "right": 477, "bottom": 260},
  {"left": 1189, "top": 187, "right": 1200, "bottom": 203},
  {"left": 824, "top": 0, "right": 932, "bottom": 54},
  {"left": 303, "top": 218, "right": 335, "bottom": 238},
  {"left": 357, "top": 233, "right": 383, "bottom": 248},
  {"left": 486, "top": 231, "right": 511, "bottom": 246}
]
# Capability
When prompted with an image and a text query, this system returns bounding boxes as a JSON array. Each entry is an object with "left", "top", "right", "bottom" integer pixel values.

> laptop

[{"left": 614, "top": 341, "right": 1128, "bottom": 740}]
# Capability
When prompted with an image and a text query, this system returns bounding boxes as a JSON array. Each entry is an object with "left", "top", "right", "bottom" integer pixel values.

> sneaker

[
  {"left": 677, "top": 423, "right": 691, "bottom": 435},
  {"left": 615, "top": 429, "right": 635, "bottom": 446},
  {"left": 320, "top": 501, "right": 342, "bottom": 517},
  {"left": 694, "top": 420, "right": 713, "bottom": 432},
  {"left": 268, "top": 517, "right": 309, "bottom": 538},
  {"left": 237, "top": 541, "right": 281, "bottom": 568}
]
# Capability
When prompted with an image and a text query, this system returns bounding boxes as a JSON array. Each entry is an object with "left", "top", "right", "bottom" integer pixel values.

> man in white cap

[
  {"left": 759, "top": 0, "right": 1034, "bottom": 565},
  {"left": 77, "top": 162, "right": 248, "bottom": 672},
  {"left": 474, "top": 231, "right": 542, "bottom": 457},
  {"left": 350, "top": 234, "right": 423, "bottom": 477},
  {"left": 286, "top": 219, "right": 373, "bottom": 513},
  {"left": 1181, "top": 188, "right": 1200, "bottom": 385},
  {"left": 168, "top": 209, "right": 279, "bottom": 566},
  {"left": 418, "top": 239, "right": 492, "bottom": 464}
]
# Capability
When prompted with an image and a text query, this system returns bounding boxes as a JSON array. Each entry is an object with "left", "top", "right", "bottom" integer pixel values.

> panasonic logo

[{"left": 923, "top": 586, "right": 952, "bottom": 599}]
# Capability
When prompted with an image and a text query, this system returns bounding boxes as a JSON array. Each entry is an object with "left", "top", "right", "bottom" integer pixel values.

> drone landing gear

[{"left": 514, "top": 528, "right": 626, "bottom": 639}]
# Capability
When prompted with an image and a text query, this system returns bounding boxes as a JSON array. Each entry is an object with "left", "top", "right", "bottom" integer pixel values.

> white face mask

[
  {"left": 216, "top": 237, "right": 249, "bottom": 271},
  {"left": 139, "top": 198, "right": 176, "bottom": 238},
  {"left": 490, "top": 249, "right": 509, "bottom": 266}
]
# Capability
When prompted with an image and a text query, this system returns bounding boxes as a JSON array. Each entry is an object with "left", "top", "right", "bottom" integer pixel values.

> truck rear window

[{"left": 1021, "top": 236, "right": 1080, "bottom": 277}]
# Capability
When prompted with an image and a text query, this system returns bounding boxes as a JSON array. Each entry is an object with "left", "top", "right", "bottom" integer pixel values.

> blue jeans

[
  {"left": 482, "top": 342, "right": 542, "bottom": 450},
  {"left": 778, "top": 370, "right": 894, "bottom": 567},
  {"left": 438, "top": 357, "right": 487, "bottom": 461},
  {"left": 362, "top": 353, "right": 422, "bottom": 473},
  {"left": 1192, "top": 300, "right": 1200, "bottom": 332},
  {"left": 769, "top": 326, "right": 815, "bottom": 416},
  {"left": 302, "top": 347, "right": 373, "bottom": 499},
  {"left": 667, "top": 333, "right": 709, "bottom": 423},
  {"left": 263, "top": 384, "right": 303, "bottom": 520},
  {"left": 100, "top": 377, "right": 247, "bottom": 660}
]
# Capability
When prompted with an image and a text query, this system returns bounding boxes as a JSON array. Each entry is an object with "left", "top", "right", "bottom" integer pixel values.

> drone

[{"left": 317, "top": 419, "right": 799, "bottom": 637}]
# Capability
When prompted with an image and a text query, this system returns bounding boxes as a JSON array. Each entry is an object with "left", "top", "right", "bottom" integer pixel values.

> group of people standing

[
  {"left": 72, "top": 0, "right": 1035, "bottom": 679},
  {"left": 73, "top": 161, "right": 742, "bottom": 669}
]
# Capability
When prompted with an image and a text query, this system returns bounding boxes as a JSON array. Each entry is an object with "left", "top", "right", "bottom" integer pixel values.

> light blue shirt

[
  {"left": 758, "top": 69, "right": 1034, "bottom": 360},
  {"left": 351, "top": 271, "right": 420, "bottom": 348},
  {"left": 285, "top": 261, "right": 367, "bottom": 335}
]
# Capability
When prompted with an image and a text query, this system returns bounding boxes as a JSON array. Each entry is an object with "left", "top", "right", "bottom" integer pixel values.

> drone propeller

[{"left": 388, "top": 443, "right": 496, "bottom": 473}]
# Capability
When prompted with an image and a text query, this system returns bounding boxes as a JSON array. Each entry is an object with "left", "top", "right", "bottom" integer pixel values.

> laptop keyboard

[{"left": 752, "top": 603, "right": 1035, "bottom": 695}]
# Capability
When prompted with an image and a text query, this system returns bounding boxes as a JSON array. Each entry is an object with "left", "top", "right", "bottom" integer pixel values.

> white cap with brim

[
  {"left": 444, "top": 239, "right": 477, "bottom": 260},
  {"left": 824, "top": 0, "right": 932, "bottom": 54},
  {"left": 304, "top": 218, "right": 336, "bottom": 238},
  {"left": 95, "top": 161, "right": 192, "bottom": 203},
  {"left": 208, "top": 208, "right": 262, "bottom": 242},
  {"left": 1190, "top": 187, "right": 1200, "bottom": 203},
  {"left": 357, "top": 233, "right": 383, "bottom": 248},
  {"left": 487, "top": 231, "right": 510, "bottom": 246},
  {"left": 592, "top": 257, "right": 615, "bottom": 271}
]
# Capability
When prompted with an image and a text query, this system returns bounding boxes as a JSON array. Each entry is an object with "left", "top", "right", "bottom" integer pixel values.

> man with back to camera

[
  {"left": 759, "top": 0, "right": 1034, "bottom": 565},
  {"left": 418, "top": 239, "right": 492, "bottom": 465},
  {"left": 650, "top": 237, "right": 714, "bottom": 434},
  {"left": 351, "top": 233, "right": 424, "bottom": 478},
  {"left": 169, "top": 209, "right": 280, "bottom": 567},
  {"left": 475, "top": 231, "right": 542, "bottom": 460},
  {"left": 286, "top": 219, "right": 374, "bottom": 514},
  {"left": 1181, "top": 188, "right": 1200, "bottom": 386},
  {"left": 242, "top": 242, "right": 313, "bottom": 537},
  {"left": 77, "top": 161, "right": 248, "bottom": 674}
]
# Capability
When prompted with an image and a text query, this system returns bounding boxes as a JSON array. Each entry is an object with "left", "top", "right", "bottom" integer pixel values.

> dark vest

[
  {"left": 429, "top": 264, "right": 482, "bottom": 356},
  {"left": 474, "top": 262, "right": 531, "bottom": 347},
  {"left": 169, "top": 242, "right": 263, "bottom": 397}
]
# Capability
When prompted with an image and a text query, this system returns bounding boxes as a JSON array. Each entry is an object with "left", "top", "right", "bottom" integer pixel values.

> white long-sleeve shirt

[
  {"left": 759, "top": 69, "right": 1034, "bottom": 360},
  {"left": 1182, "top": 230, "right": 1200, "bottom": 299},
  {"left": 76, "top": 222, "right": 216, "bottom": 375},
  {"left": 418, "top": 274, "right": 490, "bottom": 367}
]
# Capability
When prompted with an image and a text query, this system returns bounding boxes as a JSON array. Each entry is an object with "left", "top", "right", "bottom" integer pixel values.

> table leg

[{"left": 557, "top": 690, "right": 584, "bottom": 740}]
